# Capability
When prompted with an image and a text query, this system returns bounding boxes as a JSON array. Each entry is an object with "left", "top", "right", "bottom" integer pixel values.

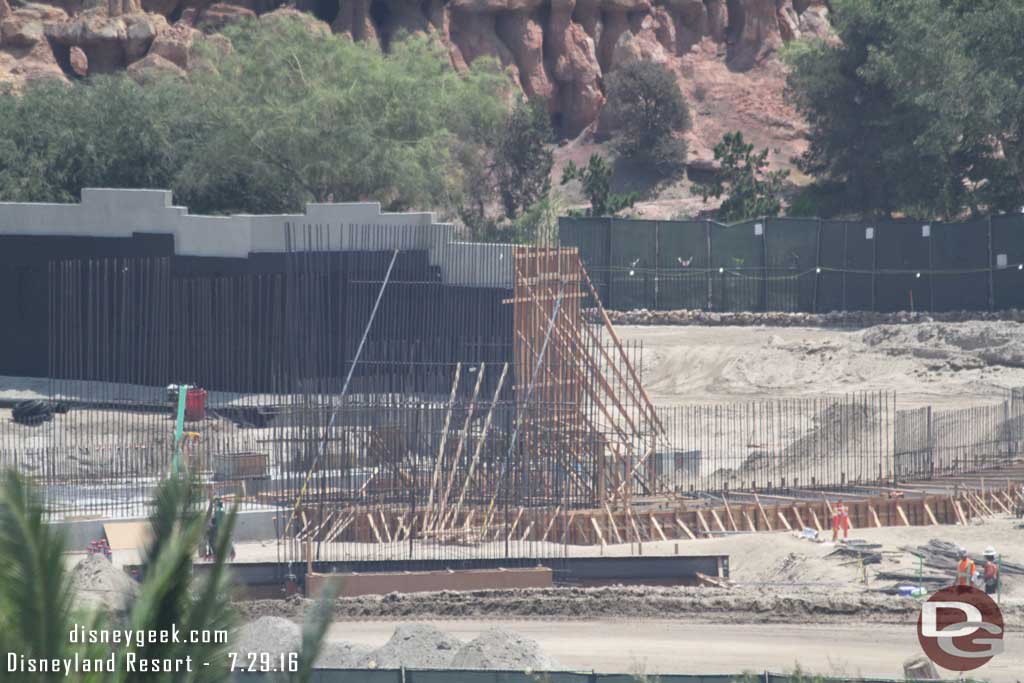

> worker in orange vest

[
  {"left": 832, "top": 502, "right": 850, "bottom": 541},
  {"left": 955, "top": 547, "right": 976, "bottom": 587},
  {"left": 982, "top": 547, "right": 1000, "bottom": 595}
]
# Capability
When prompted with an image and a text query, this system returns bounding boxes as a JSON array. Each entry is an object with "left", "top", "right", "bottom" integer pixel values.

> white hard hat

[
  {"left": 984, "top": 546, "right": 997, "bottom": 557},
  {"left": 958, "top": 547, "right": 968, "bottom": 558}
]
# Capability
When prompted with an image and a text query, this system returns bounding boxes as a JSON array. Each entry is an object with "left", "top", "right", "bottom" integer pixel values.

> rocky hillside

[{"left": 0, "top": 0, "right": 831, "bottom": 213}]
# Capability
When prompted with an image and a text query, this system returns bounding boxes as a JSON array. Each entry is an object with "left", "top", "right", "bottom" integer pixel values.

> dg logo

[{"left": 917, "top": 585, "right": 1004, "bottom": 672}]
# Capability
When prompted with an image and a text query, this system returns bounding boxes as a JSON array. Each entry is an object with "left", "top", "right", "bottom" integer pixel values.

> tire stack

[{"left": 12, "top": 399, "right": 69, "bottom": 426}]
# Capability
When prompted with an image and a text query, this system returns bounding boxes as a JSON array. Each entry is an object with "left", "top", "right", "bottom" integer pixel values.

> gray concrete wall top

[{"left": 0, "top": 188, "right": 515, "bottom": 287}]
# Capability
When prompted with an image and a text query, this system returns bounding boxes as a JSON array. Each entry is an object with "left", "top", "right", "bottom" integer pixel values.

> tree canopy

[
  {"left": 603, "top": 59, "right": 689, "bottom": 175},
  {"left": 0, "top": 16, "right": 511, "bottom": 221},
  {"left": 785, "top": 0, "right": 1024, "bottom": 219},
  {"left": 696, "top": 132, "right": 789, "bottom": 222}
]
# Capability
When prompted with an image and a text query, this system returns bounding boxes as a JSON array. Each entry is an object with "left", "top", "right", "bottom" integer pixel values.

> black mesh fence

[{"left": 560, "top": 215, "right": 1024, "bottom": 312}]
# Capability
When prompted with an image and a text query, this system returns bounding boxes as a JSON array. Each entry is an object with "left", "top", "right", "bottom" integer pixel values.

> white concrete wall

[{"left": 0, "top": 188, "right": 514, "bottom": 287}]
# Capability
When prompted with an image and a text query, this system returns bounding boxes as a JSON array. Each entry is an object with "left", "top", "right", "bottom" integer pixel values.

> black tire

[{"left": 13, "top": 400, "right": 48, "bottom": 419}]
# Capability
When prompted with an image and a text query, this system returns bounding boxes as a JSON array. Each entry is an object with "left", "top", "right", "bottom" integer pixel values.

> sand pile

[
  {"left": 450, "top": 628, "right": 559, "bottom": 670},
  {"left": 360, "top": 624, "right": 462, "bottom": 669},
  {"left": 70, "top": 554, "right": 139, "bottom": 612},
  {"left": 315, "top": 640, "right": 373, "bottom": 669},
  {"left": 861, "top": 321, "right": 1024, "bottom": 370},
  {"left": 234, "top": 616, "right": 302, "bottom": 661}
]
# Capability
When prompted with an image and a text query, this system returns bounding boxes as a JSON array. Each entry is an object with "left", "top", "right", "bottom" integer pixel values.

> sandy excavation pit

[{"left": 620, "top": 321, "right": 1024, "bottom": 407}]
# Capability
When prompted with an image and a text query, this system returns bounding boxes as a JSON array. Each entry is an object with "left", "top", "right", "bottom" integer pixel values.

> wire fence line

[{"left": 653, "top": 388, "right": 1024, "bottom": 496}]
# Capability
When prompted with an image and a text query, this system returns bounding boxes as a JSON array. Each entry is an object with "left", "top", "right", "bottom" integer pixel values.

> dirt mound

[
  {"left": 70, "top": 554, "right": 139, "bottom": 612},
  {"left": 315, "top": 640, "right": 372, "bottom": 669},
  {"left": 451, "top": 628, "right": 558, "bottom": 671},
  {"left": 359, "top": 623, "right": 462, "bottom": 669},
  {"left": 234, "top": 616, "right": 301, "bottom": 661},
  {"left": 861, "top": 321, "right": 1024, "bottom": 370}
]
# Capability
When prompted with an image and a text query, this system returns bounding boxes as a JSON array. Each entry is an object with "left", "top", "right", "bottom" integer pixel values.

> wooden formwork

[
  {"left": 507, "top": 246, "right": 665, "bottom": 507},
  {"left": 287, "top": 481, "right": 1024, "bottom": 549}
]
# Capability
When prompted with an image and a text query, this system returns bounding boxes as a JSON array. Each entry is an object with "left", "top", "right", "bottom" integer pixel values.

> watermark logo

[{"left": 917, "top": 585, "right": 1003, "bottom": 671}]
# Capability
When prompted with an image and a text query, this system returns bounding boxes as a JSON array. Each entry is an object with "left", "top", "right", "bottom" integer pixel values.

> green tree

[
  {"left": 561, "top": 154, "right": 637, "bottom": 217},
  {"left": 185, "top": 17, "right": 508, "bottom": 213},
  {"left": 492, "top": 97, "right": 553, "bottom": 219},
  {"left": 0, "top": 16, "right": 510, "bottom": 217},
  {"left": 695, "top": 131, "right": 789, "bottom": 221},
  {"left": 0, "top": 75, "right": 189, "bottom": 205},
  {"left": 603, "top": 60, "right": 690, "bottom": 174},
  {"left": 784, "top": 0, "right": 1021, "bottom": 218},
  {"left": 860, "top": 0, "right": 1024, "bottom": 212}
]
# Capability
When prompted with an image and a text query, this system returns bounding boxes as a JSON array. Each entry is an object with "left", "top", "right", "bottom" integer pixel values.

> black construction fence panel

[
  {"left": 764, "top": 218, "right": 819, "bottom": 312},
  {"left": 992, "top": 213, "right": 1024, "bottom": 310},
  {"left": 656, "top": 220, "right": 711, "bottom": 310},
  {"left": 815, "top": 220, "right": 847, "bottom": 312},
  {"left": 874, "top": 221, "right": 931, "bottom": 313},
  {"left": 710, "top": 220, "right": 765, "bottom": 311},
  {"left": 558, "top": 216, "right": 610, "bottom": 302},
  {"left": 930, "top": 219, "right": 990, "bottom": 312},
  {"left": 608, "top": 218, "right": 658, "bottom": 310},
  {"left": 842, "top": 222, "right": 874, "bottom": 311}
]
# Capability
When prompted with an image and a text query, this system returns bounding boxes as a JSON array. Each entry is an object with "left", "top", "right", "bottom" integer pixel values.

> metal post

[
  {"left": 760, "top": 217, "right": 769, "bottom": 311},
  {"left": 706, "top": 220, "right": 713, "bottom": 310},
  {"left": 927, "top": 405, "right": 934, "bottom": 480},
  {"left": 813, "top": 218, "right": 822, "bottom": 313}
]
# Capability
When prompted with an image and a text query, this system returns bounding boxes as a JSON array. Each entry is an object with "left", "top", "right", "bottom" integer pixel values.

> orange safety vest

[{"left": 956, "top": 558, "right": 975, "bottom": 586}]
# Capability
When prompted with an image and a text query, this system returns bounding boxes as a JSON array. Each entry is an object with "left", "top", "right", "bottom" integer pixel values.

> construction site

[{"left": 2, "top": 190, "right": 1023, "bottom": 681}]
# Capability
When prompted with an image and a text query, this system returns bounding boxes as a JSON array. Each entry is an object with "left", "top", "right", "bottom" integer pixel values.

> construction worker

[
  {"left": 955, "top": 547, "right": 976, "bottom": 587},
  {"left": 982, "top": 547, "right": 1000, "bottom": 596},
  {"left": 832, "top": 501, "right": 850, "bottom": 542}
]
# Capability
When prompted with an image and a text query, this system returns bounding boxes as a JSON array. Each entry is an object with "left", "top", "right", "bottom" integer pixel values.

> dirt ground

[
  {"left": 323, "top": 620, "right": 1024, "bottom": 681},
  {"left": 232, "top": 515, "right": 1024, "bottom": 679},
  {"left": 618, "top": 321, "right": 1024, "bottom": 407}
]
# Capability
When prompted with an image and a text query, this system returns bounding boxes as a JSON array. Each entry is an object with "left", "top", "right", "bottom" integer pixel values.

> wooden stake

[
  {"left": 953, "top": 499, "right": 968, "bottom": 526},
  {"left": 710, "top": 509, "right": 727, "bottom": 533},
  {"left": 744, "top": 510, "right": 757, "bottom": 532},
  {"left": 560, "top": 511, "right": 576, "bottom": 544},
  {"left": 506, "top": 506, "right": 525, "bottom": 541},
  {"left": 896, "top": 504, "right": 910, "bottom": 527},
  {"left": 776, "top": 510, "right": 792, "bottom": 531},
  {"left": 808, "top": 507, "right": 823, "bottom": 533},
  {"left": 753, "top": 494, "right": 773, "bottom": 531},
  {"left": 922, "top": 502, "right": 939, "bottom": 526},
  {"left": 649, "top": 513, "right": 668, "bottom": 542},
  {"left": 696, "top": 509, "right": 711, "bottom": 535},
  {"left": 590, "top": 517, "right": 607, "bottom": 547},
  {"left": 367, "top": 513, "right": 383, "bottom": 544},
  {"left": 604, "top": 504, "right": 623, "bottom": 544},
  {"left": 674, "top": 515, "right": 696, "bottom": 540},
  {"left": 722, "top": 496, "right": 739, "bottom": 531},
  {"left": 791, "top": 506, "right": 806, "bottom": 530},
  {"left": 540, "top": 505, "right": 561, "bottom": 543},
  {"left": 869, "top": 506, "right": 882, "bottom": 528},
  {"left": 424, "top": 362, "right": 462, "bottom": 532}
]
